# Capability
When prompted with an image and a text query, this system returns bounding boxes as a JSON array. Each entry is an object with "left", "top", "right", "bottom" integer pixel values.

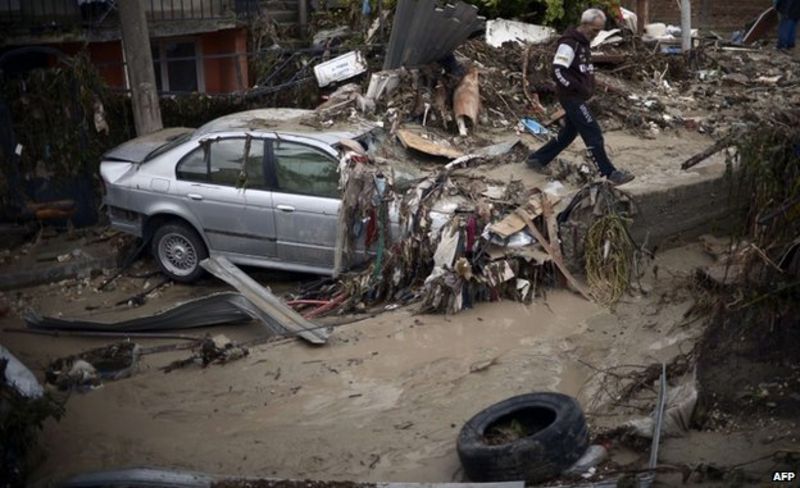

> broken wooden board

[
  {"left": 742, "top": 6, "right": 778, "bottom": 45},
  {"left": 488, "top": 193, "right": 561, "bottom": 238},
  {"left": 540, "top": 193, "right": 564, "bottom": 264},
  {"left": 200, "top": 257, "right": 328, "bottom": 345},
  {"left": 515, "top": 206, "right": 592, "bottom": 301},
  {"left": 396, "top": 129, "right": 464, "bottom": 159},
  {"left": 592, "top": 53, "right": 626, "bottom": 65},
  {"left": 545, "top": 108, "right": 566, "bottom": 126},
  {"left": 489, "top": 212, "right": 528, "bottom": 238}
]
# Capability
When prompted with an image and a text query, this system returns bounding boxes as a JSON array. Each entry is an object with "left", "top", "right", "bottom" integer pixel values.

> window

[
  {"left": 273, "top": 142, "right": 339, "bottom": 198},
  {"left": 176, "top": 138, "right": 266, "bottom": 189},
  {"left": 151, "top": 39, "right": 204, "bottom": 93}
]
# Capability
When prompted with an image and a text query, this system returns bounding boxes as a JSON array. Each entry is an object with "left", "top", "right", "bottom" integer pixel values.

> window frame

[
  {"left": 266, "top": 138, "right": 341, "bottom": 199},
  {"left": 175, "top": 136, "right": 270, "bottom": 190},
  {"left": 151, "top": 37, "right": 205, "bottom": 94}
]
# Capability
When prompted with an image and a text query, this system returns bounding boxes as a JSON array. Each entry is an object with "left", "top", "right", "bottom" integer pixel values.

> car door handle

[
  {"left": 187, "top": 193, "right": 204, "bottom": 201},
  {"left": 276, "top": 204, "right": 295, "bottom": 213}
]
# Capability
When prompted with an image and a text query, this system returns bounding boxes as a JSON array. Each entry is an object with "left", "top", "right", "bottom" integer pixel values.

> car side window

[
  {"left": 273, "top": 141, "right": 339, "bottom": 198},
  {"left": 176, "top": 138, "right": 267, "bottom": 189},
  {"left": 175, "top": 145, "right": 207, "bottom": 182}
]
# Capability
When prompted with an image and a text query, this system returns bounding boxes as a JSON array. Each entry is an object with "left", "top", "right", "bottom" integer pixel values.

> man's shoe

[
  {"left": 527, "top": 157, "right": 548, "bottom": 173},
  {"left": 607, "top": 170, "right": 635, "bottom": 186}
]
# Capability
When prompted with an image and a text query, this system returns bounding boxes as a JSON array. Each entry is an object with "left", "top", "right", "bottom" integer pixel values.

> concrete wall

[
  {"left": 628, "top": 175, "right": 740, "bottom": 250},
  {"left": 622, "top": 0, "right": 772, "bottom": 30}
]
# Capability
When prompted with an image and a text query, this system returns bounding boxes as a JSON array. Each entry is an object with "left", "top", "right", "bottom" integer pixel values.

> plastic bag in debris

[
  {"left": 433, "top": 224, "right": 461, "bottom": 268},
  {"left": 564, "top": 444, "right": 608, "bottom": 477},
  {"left": 625, "top": 373, "right": 698, "bottom": 438},
  {"left": 1, "top": 344, "right": 44, "bottom": 398},
  {"left": 482, "top": 226, "right": 535, "bottom": 248}
]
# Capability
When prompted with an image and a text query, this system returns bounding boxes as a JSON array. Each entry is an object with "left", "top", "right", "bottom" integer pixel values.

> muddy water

[
  {"left": 11, "top": 291, "right": 598, "bottom": 484},
  {"left": 4, "top": 244, "right": 713, "bottom": 484}
]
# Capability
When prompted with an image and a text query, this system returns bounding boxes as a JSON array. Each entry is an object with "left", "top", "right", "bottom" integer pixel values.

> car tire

[
  {"left": 151, "top": 222, "right": 208, "bottom": 283},
  {"left": 456, "top": 392, "right": 589, "bottom": 483}
]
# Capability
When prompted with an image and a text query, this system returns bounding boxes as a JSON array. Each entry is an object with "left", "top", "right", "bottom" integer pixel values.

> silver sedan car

[{"left": 100, "top": 109, "right": 379, "bottom": 282}]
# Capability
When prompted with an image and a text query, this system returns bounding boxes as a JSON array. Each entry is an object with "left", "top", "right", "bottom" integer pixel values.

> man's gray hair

[{"left": 581, "top": 8, "right": 607, "bottom": 24}]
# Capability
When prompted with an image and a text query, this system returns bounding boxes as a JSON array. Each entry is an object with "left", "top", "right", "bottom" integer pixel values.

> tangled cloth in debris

[
  {"left": 334, "top": 147, "right": 390, "bottom": 275},
  {"left": 301, "top": 162, "right": 570, "bottom": 315}
]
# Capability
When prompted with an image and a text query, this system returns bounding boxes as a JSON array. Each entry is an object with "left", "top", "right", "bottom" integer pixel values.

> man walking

[
  {"left": 776, "top": 0, "right": 800, "bottom": 50},
  {"left": 527, "top": 8, "right": 634, "bottom": 186}
]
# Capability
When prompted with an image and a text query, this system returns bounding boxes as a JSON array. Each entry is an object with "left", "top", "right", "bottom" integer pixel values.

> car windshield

[{"left": 143, "top": 131, "right": 193, "bottom": 162}]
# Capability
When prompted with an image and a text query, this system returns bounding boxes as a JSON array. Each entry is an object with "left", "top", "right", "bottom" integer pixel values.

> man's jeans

[
  {"left": 528, "top": 97, "right": 616, "bottom": 177},
  {"left": 778, "top": 15, "right": 797, "bottom": 49}
]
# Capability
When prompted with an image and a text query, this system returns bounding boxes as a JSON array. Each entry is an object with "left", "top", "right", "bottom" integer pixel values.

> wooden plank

[
  {"left": 592, "top": 53, "right": 626, "bottom": 65},
  {"left": 680, "top": 139, "right": 731, "bottom": 170},
  {"left": 743, "top": 6, "right": 778, "bottom": 45},
  {"left": 540, "top": 193, "right": 563, "bottom": 264},
  {"left": 396, "top": 129, "right": 464, "bottom": 159},
  {"left": 515, "top": 207, "right": 592, "bottom": 301},
  {"left": 545, "top": 107, "right": 566, "bottom": 126}
]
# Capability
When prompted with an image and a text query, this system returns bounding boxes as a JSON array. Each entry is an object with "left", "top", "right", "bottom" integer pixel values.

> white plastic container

[{"left": 314, "top": 51, "right": 368, "bottom": 87}]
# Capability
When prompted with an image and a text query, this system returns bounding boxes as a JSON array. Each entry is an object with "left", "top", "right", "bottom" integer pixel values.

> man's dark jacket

[{"left": 552, "top": 27, "right": 595, "bottom": 100}]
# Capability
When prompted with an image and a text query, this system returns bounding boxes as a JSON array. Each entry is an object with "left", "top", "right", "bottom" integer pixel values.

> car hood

[{"left": 102, "top": 127, "right": 193, "bottom": 164}]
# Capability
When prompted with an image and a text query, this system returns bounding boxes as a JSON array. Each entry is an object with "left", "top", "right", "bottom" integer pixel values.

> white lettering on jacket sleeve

[
  {"left": 553, "top": 43, "right": 575, "bottom": 68},
  {"left": 555, "top": 68, "right": 571, "bottom": 87}
]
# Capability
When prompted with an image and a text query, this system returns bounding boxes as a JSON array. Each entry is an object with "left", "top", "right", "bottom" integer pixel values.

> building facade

[
  {"left": 0, "top": 0, "right": 300, "bottom": 94},
  {"left": 622, "top": 0, "right": 773, "bottom": 31}
]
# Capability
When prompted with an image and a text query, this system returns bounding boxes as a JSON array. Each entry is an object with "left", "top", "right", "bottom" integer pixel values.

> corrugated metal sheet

[{"left": 383, "top": 0, "right": 485, "bottom": 70}]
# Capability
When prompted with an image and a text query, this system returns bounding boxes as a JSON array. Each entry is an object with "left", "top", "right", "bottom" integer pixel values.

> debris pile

[
  {"left": 1, "top": 347, "right": 65, "bottom": 487},
  {"left": 163, "top": 335, "right": 249, "bottom": 373},
  {"left": 291, "top": 139, "right": 622, "bottom": 315},
  {"left": 45, "top": 341, "right": 140, "bottom": 391}
]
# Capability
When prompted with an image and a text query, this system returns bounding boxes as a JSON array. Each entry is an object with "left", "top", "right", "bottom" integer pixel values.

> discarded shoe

[{"left": 607, "top": 170, "right": 635, "bottom": 186}]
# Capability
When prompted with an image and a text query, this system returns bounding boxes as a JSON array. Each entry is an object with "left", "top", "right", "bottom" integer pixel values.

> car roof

[{"left": 193, "top": 108, "right": 376, "bottom": 147}]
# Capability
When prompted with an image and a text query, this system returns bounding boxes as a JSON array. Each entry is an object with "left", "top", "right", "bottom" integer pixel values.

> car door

[
  {"left": 267, "top": 137, "right": 341, "bottom": 269},
  {"left": 172, "top": 135, "right": 277, "bottom": 257}
]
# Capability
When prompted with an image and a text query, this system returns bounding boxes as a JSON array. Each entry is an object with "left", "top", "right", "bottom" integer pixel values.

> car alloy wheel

[{"left": 158, "top": 232, "right": 198, "bottom": 277}]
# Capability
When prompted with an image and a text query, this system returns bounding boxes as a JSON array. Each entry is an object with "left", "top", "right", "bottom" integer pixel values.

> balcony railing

[{"left": 0, "top": 0, "right": 261, "bottom": 33}]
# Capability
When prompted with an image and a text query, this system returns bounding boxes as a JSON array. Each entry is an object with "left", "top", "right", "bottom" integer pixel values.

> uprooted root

[{"left": 585, "top": 213, "right": 636, "bottom": 305}]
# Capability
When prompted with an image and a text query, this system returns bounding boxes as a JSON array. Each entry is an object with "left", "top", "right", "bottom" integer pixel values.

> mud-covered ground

[{"left": 5, "top": 239, "right": 795, "bottom": 487}]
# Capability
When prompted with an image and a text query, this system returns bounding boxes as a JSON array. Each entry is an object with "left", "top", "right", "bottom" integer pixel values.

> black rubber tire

[
  {"left": 457, "top": 392, "right": 589, "bottom": 483},
  {"left": 151, "top": 222, "right": 208, "bottom": 283}
]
